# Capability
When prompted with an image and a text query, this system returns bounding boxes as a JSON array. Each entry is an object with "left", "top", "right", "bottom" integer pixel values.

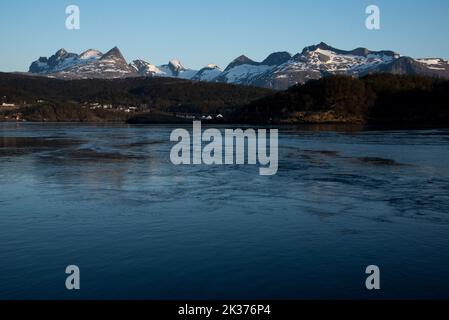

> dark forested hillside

[
  {"left": 234, "top": 74, "right": 449, "bottom": 125},
  {"left": 1, "top": 73, "right": 448, "bottom": 125},
  {"left": 0, "top": 72, "right": 273, "bottom": 122}
]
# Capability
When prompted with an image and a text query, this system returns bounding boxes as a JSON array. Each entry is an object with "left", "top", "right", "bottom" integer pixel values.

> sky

[{"left": 0, "top": 0, "right": 448, "bottom": 72}]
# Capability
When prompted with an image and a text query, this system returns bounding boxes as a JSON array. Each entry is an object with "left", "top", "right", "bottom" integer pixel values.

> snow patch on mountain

[
  {"left": 79, "top": 49, "right": 103, "bottom": 60},
  {"left": 155, "top": 59, "right": 198, "bottom": 79},
  {"left": 219, "top": 64, "right": 274, "bottom": 84},
  {"left": 130, "top": 59, "right": 163, "bottom": 76},
  {"left": 297, "top": 47, "right": 396, "bottom": 74},
  {"left": 192, "top": 64, "right": 223, "bottom": 81},
  {"left": 416, "top": 58, "right": 448, "bottom": 70}
]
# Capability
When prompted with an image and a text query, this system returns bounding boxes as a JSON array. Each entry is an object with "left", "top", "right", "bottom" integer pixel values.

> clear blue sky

[{"left": 0, "top": 0, "right": 448, "bottom": 72}]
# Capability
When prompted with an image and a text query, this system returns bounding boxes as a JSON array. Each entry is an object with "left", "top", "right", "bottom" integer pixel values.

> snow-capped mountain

[
  {"left": 214, "top": 55, "right": 274, "bottom": 85},
  {"left": 79, "top": 49, "right": 103, "bottom": 60},
  {"left": 130, "top": 58, "right": 198, "bottom": 79},
  {"left": 218, "top": 43, "right": 401, "bottom": 90},
  {"left": 213, "top": 52, "right": 293, "bottom": 87},
  {"left": 30, "top": 47, "right": 138, "bottom": 79},
  {"left": 156, "top": 59, "right": 198, "bottom": 79},
  {"left": 376, "top": 56, "right": 449, "bottom": 78},
  {"left": 416, "top": 58, "right": 449, "bottom": 70},
  {"left": 250, "top": 43, "right": 399, "bottom": 89},
  {"left": 192, "top": 64, "right": 223, "bottom": 81},
  {"left": 216, "top": 42, "right": 449, "bottom": 89},
  {"left": 29, "top": 48, "right": 101, "bottom": 74},
  {"left": 28, "top": 43, "right": 449, "bottom": 89},
  {"left": 129, "top": 59, "right": 163, "bottom": 76},
  {"left": 52, "top": 47, "right": 138, "bottom": 79}
]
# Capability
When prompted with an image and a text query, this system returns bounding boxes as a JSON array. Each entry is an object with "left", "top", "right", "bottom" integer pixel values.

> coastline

[{"left": 1, "top": 119, "right": 449, "bottom": 131}]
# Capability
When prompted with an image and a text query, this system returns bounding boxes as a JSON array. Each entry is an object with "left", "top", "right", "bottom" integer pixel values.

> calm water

[{"left": 1, "top": 123, "right": 449, "bottom": 300}]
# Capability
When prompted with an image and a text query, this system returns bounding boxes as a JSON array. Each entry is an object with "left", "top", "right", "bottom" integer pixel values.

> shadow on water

[
  {"left": 0, "top": 137, "right": 83, "bottom": 156},
  {"left": 40, "top": 148, "right": 147, "bottom": 163},
  {"left": 286, "top": 148, "right": 410, "bottom": 167}
]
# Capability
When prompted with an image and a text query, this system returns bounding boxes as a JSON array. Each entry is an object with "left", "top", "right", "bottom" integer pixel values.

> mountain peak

[
  {"left": 79, "top": 49, "right": 103, "bottom": 60},
  {"left": 131, "top": 59, "right": 150, "bottom": 67},
  {"left": 234, "top": 55, "right": 253, "bottom": 63},
  {"left": 301, "top": 42, "right": 398, "bottom": 58},
  {"left": 225, "top": 55, "right": 257, "bottom": 71},
  {"left": 205, "top": 64, "right": 220, "bottom": 69},
  {"left": 167, "top": 59, "right": 188, "bottom": 75},
  {"left": 169, "top": 59, "right": 185, "bottom": 69},
  {"left": 318, "top": 41, "right": 330, "bottom": 47},
  {"left": 55, "top": 48, "right": 68, "bottom": 56},
  {"left": 101, "top": 47, "right": 125, "bottom": 61},
  {"left": 130, "top": 59, "right": 162, "bottom": 76},
  {"left": 262, "top": 52, "right": 292, "bottom": 66},
  {"left": 302, "top": 42, "right": 337, "bottom": 54}
]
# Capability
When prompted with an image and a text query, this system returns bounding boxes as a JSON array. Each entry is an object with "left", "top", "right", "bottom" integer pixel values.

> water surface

[{"left": 1, "top": 123, "right": 449, "bottom": 299}]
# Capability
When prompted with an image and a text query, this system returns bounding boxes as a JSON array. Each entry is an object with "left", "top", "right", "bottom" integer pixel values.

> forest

[
  {"left": 234, "top": 74, "right": 449, "bottom": 125},
  {"left": 0, "top": 73, "right": 272, "bottom": 122},
  {"left": 1, "top": 72, "right": 448, "bottom": 125}
]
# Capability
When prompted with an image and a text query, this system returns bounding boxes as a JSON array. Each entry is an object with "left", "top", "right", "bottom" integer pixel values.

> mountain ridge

[{"left": 27, "top": 42, "right": 449, "bottom": 90}]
